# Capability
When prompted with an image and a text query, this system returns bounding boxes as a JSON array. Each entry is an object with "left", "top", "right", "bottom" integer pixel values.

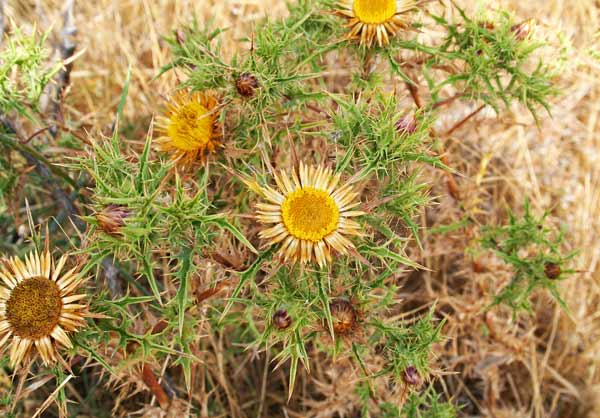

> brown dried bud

[
  {"left": 236, "top": 72, "right": 260, "bottom": 97},
  {"left": 544, "top": 262, "right": 561, "bottom": 280},
  {"left": 395, "top": 114, "right": 417, "bottom": 134},
  {"left": 329, "top": 299, "right": 358, "bottom": 336},
  {"left": 472, "top": 259, "right": 488, "bottom": 273},
  {"left": 511, "top": 19, "right": 535, "bottom": 41},
  {"left": 403, "top": 365, "right": 421, "bottom": 386},
  {"left": 480, "top": 21, "right": 495, "bottom": 31},
  {"left": 96, "top": 204, "right": 131, "bottom": 235},
  {"left": 272, "top": 309, "right": 292, "bottom": 330}
]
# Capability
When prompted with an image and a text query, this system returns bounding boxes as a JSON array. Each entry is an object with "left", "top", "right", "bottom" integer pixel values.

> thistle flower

[
  {"left": 0, "top": 251, "right": 89, "bottom": 368},
  {"left": 155, "top": 89, "right": 222, "bottom": 166},
  {"left": 249, "top": 163, "right": 365, "bottom": 267},
  {"left": 335, "top": 0, "right": 418, "bottom": 48}
]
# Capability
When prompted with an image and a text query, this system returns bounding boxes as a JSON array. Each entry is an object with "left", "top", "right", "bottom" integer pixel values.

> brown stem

[
  {"left": 20, "top": 126, "right": 51, "bottom": 144},
  {"left": 282, "top": 94, "right": 327, "bottom": 116},
  {"left": 444, "top": 104, "right": 486, "bottom": 136},
  {"left": 196, "top": 280, "right": 229, "bottom": 304},
  {"left": 432, "top": 93, "right": 464, "bottom": 109},
  {"left": 142, "top": 365, "right": 171, "bottom": 410},
  {"left": 406, "top": 81, "right": 422, "bottom": 109}
]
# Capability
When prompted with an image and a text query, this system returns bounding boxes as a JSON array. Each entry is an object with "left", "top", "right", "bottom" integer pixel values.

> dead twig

[
  {"left": 445, "top": 104, "right": 486, "bottom": 136},
  {"left": 142, "top": 365, "right": 172, "bottom": 410},
  {"left": 49, "top": 0, "right": 77, "bottom": 137}
]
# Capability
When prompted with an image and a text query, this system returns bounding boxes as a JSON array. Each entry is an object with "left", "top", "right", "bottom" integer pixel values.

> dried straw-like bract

[
  {"left": 329, "top": 299, "right": 359, "bottom": 337},
  {"left": 0, "top": 251, "right": 89, "bottom": 368},
  {"left": 249, "top": 163, "right": 365, "bottom": 267},
  {"left": 336, "top": 0, "right": 417, "bottom": 48},
  {"left": 155, "top": 89, "right": 222, "bottom": 166}
]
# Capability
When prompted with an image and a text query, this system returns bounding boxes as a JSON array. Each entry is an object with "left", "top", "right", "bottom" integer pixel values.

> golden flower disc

[
  {"left": 335, "top": 0, "right": 417, "bottom": 48},
  {"left": 281, "top": 187, "right": 340, "bottom": 242},
  {"left": 353, "top": 0, "right": 396, "bottom": 24},
  {"left": 6, "top": 277, "right": 61, "bottom": 340},
  {"left": 155, "top": 90, "right": 221, "bottom": 166},
  {"left": 167, "top": 101, "right": 213, "bottom": 151},
  {"left": 248, "top": 163, "right": 365, "bottom": 267},
  {"left": 0, "top": 251, "right": 90, "bottom": 368}
]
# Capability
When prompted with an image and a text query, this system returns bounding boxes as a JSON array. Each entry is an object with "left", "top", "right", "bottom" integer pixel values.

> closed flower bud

[
  {"left": 511, "top": 19, "right": 535, "bottom": 41},
  {"left": 395, "top": 114, "right": 417, "bottom": 134},
  {"left": 272, "top": 309, "right": 292, "bottom": 330},
  {"left": 544, "top": 262, "right": 561, "bottom": 280},
  {"left": 403, "top": 365, "right": 421, "bottom": 386},
  {"left": 175, "top": 29, "right": 186, "bottom": 46},
  {"left": 329, "top": 299, "right": 358, "bottom": 336},
  {"left": 236, "top": 72, "right": 260, "bottom": 98},
  {"left": 96, "top": 204, "right": 131, "bottom": 235}
]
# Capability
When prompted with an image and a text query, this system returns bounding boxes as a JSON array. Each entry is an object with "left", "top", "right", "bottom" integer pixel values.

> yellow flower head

[
  {"left": 0, "top": 251, "right": 89, "bottom": 368},
  {"left": 250, "top": 163, "right": 365, "bottom": 267},
  {"left": 156, "top": 89, "right": 222, "bottom": 166},
  {"left": 336, "top": 0, "right": 417, "bottom": 48}
]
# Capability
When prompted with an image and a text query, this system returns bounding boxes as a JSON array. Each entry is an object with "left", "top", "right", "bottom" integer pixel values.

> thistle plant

[
  {"left": 0, "top": 1, "right": 573, "bottom": 417},
  {"left": 0, "top": 26, "right": 61, "bottom": 119},
  {"left": 479, "top": 201, "right": 576, "bottom": 315}
]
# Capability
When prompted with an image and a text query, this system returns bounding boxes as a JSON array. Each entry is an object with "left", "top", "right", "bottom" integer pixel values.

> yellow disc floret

[
  {"left": 335, "top": 0, "right": 418, "bottom": 48},
  {"left": 250, "top": 163, "right": 365, "bottom": 267},
  {"left": 155, "top": 89, "right": 221, "bottom": 166},
  {"left": 166, "top": 101, "right": 214, "bottom": 152},
  {"left": 353, "top": 0, "right": 396, "bottom": 24},
  {"left": 0, "top": 250, "right": 90, "bottom": 368},
  {"left": 281, "top": 187, "right": 340, "bottom": 242},
  {"left": 6, "top": 277, "right": 62, "bottom": 340}
]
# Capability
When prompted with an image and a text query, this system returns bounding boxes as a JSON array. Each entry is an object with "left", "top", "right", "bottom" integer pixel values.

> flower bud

[
  {"left": 175, "top": 29, "right": 186, "bottom": 46},
  {"left": 544, "top": 262, "right": 561, "bottom": 280},
  {"left": 511, "top": 19, "right": 535, "bottom": 41},
  {"left": 403, "top": 365, "right": 421, "bottom": 386},
  {"left": 272, "top": 309, "right": 292, "bottom": 330},
  {"left": 96, "top": 204, "right": 131, "bottom": 235},
  {"left": 395, "top": 114, "right": 417, "bottom": 134},
  {"left": 236, "top": 72, "right": 260, "bottom": 98},
  {"left": 329, "top": 299, "right": 358, "bottom": 336}
]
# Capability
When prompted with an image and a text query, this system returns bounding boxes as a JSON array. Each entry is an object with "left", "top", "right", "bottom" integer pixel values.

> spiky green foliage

[
  {"left": 397, "top": 385, "right": 459, "bottom": 418},
  {"left": 155, "top": 0, "right": 454, "bottom": 404},
  {"left": 0, "top": 25, "right": 78, "bottom": 251},
  {"left": 356, "top": 383, "right": 458, "bottom": 418},
  {"left": 428, "top": 8, "right": 560, "bottom": 118},
  {"left": 0, "top": 26, "right": 61, "bottom": 118},
  {"left": 381, "top": 3, "right": 563, "bottom": 120},
  {"left": 480, "top": 200, "right": 576, "bottom": 315},
  {"left": 0, "top": 26, "right": 61, "bottom": 222}
]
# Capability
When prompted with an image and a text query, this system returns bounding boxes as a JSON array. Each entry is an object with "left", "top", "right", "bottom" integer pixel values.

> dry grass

[{"left": 3, "top": 0, "right": 600, "bottom": 417}]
